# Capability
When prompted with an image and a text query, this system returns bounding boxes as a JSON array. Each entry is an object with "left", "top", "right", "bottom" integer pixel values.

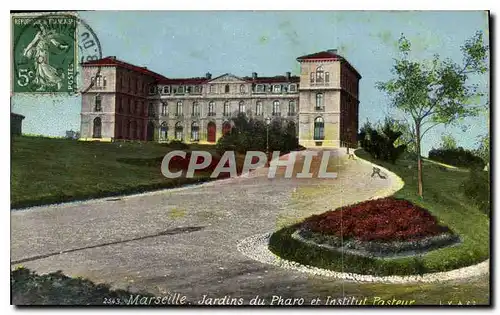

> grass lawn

[
  {"left": 269, "top": 149, "right": 490, "bottom": 276},
  {"left": 11, "top": 136, "right": 229, "bottom": 209}
]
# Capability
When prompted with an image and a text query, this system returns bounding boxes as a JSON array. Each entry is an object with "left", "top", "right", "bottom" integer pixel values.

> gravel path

[{"left": 10, "top": 149, "right": 483, "bottom": 304}]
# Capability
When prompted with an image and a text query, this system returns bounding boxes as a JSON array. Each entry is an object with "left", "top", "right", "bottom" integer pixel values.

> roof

[
  {"left": 81, "top": 56, "right": 169, "bottom": 81},
  {"left": 82, "top": 57, "right": 301, "bottom": 85},
  {"left": 296, "top": 51, "right": 343, "bottom": 61},
  {"left": 158, "top": 77, "right": 209, "bottom": 85},
  {"left": 159, "top": 74, "right": 300, "bottom": 85},
  {"left": 11, "top": 112, "right": 25, "bottom": 119},
  {"left": 296, "top": 50, "right": 362, "bottom": 79},
  {"left": 243, "top": 76, "right": 300, "bottom": 84}
]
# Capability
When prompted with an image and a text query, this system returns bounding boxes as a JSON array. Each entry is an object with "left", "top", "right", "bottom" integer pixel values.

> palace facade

[{"left": 80, "top": 49, "right": 360, "bottom": 148}]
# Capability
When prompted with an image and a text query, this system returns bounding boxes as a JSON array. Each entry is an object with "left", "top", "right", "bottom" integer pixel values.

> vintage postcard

[{"left": 10, "top": 10, "right": 491, "bottom": 307}]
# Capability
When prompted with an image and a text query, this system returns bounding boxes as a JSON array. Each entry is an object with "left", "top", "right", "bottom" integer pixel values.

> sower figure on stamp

[{"left": 22, "top": 23, "right": 69, "bottom": 91}]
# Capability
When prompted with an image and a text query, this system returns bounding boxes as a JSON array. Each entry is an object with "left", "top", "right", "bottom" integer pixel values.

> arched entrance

[
  {"left": 207, "top": 121, "right": 216, "bottom": 142},
  {"left": 93, "top": 117, "right": 102, "bottom": 138},
  {"left": 160, "top": 122, "right": 168, "bottom": 141},
  {"left": 146, "top": 121, "right": 155, "bottom": 141},
  {"left": 314, "top": 116, "right": 324, "bottom": 140}
]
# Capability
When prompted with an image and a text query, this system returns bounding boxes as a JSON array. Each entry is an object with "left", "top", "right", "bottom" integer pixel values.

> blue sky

[{"left": 11, "top": 11, "right": 489, "bottom": 155}]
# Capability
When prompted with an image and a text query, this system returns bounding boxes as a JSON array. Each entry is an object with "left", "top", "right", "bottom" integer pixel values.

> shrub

[
  {"left": 358, "top": 120, "right": 406, "bottom": 164},
  {"left": 167, "top": 140, "right": 189, "bottom": 150},
  {"left": 428, "top": 147, "right": 485, "bottom": 169},
  {"left": 461, "top": 170, "right": 490, "bottom": 216},
  {"left": 216, "top": 113, "right": 299, "bottom": 155}
]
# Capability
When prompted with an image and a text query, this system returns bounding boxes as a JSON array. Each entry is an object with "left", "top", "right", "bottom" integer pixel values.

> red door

[{"left": 207, "top": 122, "right": 216, "bottom": 142}]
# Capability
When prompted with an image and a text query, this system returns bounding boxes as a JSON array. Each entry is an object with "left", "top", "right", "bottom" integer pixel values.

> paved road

[{"left": 11, "top": 149, "right": 403, "bottom": 305}]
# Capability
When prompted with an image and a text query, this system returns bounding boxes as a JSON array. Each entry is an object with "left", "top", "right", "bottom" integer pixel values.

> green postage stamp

[{"left": 12, "top": 13, "right": 77, "bottom": 93}]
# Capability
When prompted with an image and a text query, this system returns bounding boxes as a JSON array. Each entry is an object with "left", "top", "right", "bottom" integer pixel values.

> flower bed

[{"left": 301, "top": 197, "right": 452, "bottom": 242}]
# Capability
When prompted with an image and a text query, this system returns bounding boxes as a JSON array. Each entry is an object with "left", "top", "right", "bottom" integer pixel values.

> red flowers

[{"left": 301, "top": 197, "right": 451, "bottom": 242}]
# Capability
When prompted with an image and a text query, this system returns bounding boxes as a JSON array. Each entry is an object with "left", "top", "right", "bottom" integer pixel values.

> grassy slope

[
  {"left": 11, "top": 136, "right": 219, "bottom": 209},
  {"left": 355, "top": 150, "right": 489, "bottom": 272}
]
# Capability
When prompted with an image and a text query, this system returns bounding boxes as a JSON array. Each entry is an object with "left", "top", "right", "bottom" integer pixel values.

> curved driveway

[{"left": 11, "top": 149, "right": 402, "bottom": 304}]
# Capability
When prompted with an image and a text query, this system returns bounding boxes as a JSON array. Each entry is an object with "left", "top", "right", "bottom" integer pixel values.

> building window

[
  {"left": 316, "top": 93, "right": 324, "bottom": 109},
  {"left": 255, "top": 101, "right": 263, "bottom": 116},
  {"left": 223, "top": 101, "right": 230, "bottom": 116},
  {"left": 288, "top": 101, "right": 296, "bottom": 116},
  {"left": 163, "top": 86, "right": 170, "bottom": 94},
  {"left": 176, "top": 101, "right": 183, "bottom": 116},
  {"left": 316, "top": 66, "right": 324, "bottom": 83},
  {"left": 160, "top": 122, "right": 168, "bottom": 140},
  {"left": 192, "top": 102, "right": 200, "bottom": 116},
  {"left": 149, "top": 85, "right": 156, "bottom": 94},
  {"left": 177, "top": 86, "right": 184, "bottom": 94},
  {"left": 161, "top": 103, "right": 168, "bottom": 116},
  {"left": 94, "top": 94, "right": 102, "bottom": 112},
  {"left": 208, "top": 101, "right": 215, "bottom": 116},
  {"left": 148, "top": 102, "right": 155, "bottom": 117},
  {"left": 193, "top": 85, "right": 202, "bottom": 94},
  {"left": 117, "top": 96, "right": 122, "bottom": 113},
  {"left": 191, "top": 122, "right": 200, "bottom": 141},
  {"left": 273, "top": 85, "right": 281, "bottom": 93},
  {"left": 325, "top": 72, "right": 330, "bottom": 83},
  {"left": 256, "top": 84, "right": 264, "bottom": 93},
  {"left": 209, "top": 85, "right": 216, "bottom": 94},
  {"left": 238, "top": 101, "right": 245, "bottom": 114},
  {"left": 314, "top": 116, "right": 324, "bottom": 140},
  {"left": 288, "top": 84, "right": 296, "bottom": 92},
  {"left": 137, "top": 100, "right": 142, "bottom": 116},
  {"left": 225, "top": 84, "right": 230, "bottom": 93},
  {"left": 175, "top": 122, "right": 183, "bottom": 140},
  {"left": 272, "top": 100, "right": 280, "bottom": 116},
  {"left": 130, "top": 98, "right": 135, "bottom": 114},
  {"left": 310, "top": 72, "right": 315, "bottom": 83},
  {"left": 240, "top": 84, "right": 246, "bottom": 94},
  {"left": 93, "top": 117, "right": 102, "bottom": 138}
]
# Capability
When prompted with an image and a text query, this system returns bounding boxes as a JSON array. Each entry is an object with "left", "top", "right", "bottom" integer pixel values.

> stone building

[
  {"left": 11, "top": 113, "right": 25, "bottom": 136},
  {"left": 80, "top": 49, "right": 360, "bottom": 148}
]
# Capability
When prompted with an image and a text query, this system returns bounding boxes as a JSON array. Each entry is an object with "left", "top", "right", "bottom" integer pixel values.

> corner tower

[{"left": 296, "top": 49, "right": 361, "bottom": 148}]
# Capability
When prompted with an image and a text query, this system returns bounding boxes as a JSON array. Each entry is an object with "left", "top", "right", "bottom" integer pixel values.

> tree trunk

[{"left": 415, "top": 122, "right": 424, "bottom": 198}]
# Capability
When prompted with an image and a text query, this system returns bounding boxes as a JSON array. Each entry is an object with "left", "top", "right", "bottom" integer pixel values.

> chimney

[
  {"left": 285, "top": 72, "right": 291, "bottom": 80},
  {"left": 327, "top": 49, "right": 338, "bottom": 55},
  {"left": 252, "top": 72, "right": 258, "bottom": 79},
  {"left": 206, "top": 72, "right": 212, "bottom": 79}
]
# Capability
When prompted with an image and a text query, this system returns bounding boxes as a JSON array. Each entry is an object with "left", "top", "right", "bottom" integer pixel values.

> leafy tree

[
  {"left": 377, "top": 32, "right": 488, "bottom": 197},
  {"left": 383, "top": 117, "right": 416, "bottom": 154},
  {"left": 475, "top": 134, "right": 490, "bottom": 167},
  {"left": 440, "top": 133, "right": 458, "bottom": 150},
  {"left": 358, "top": 119, "right": 406, "bottom": 164},
  {"left": 216, "top": 113, "right": 298, "bottom": 154}
]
